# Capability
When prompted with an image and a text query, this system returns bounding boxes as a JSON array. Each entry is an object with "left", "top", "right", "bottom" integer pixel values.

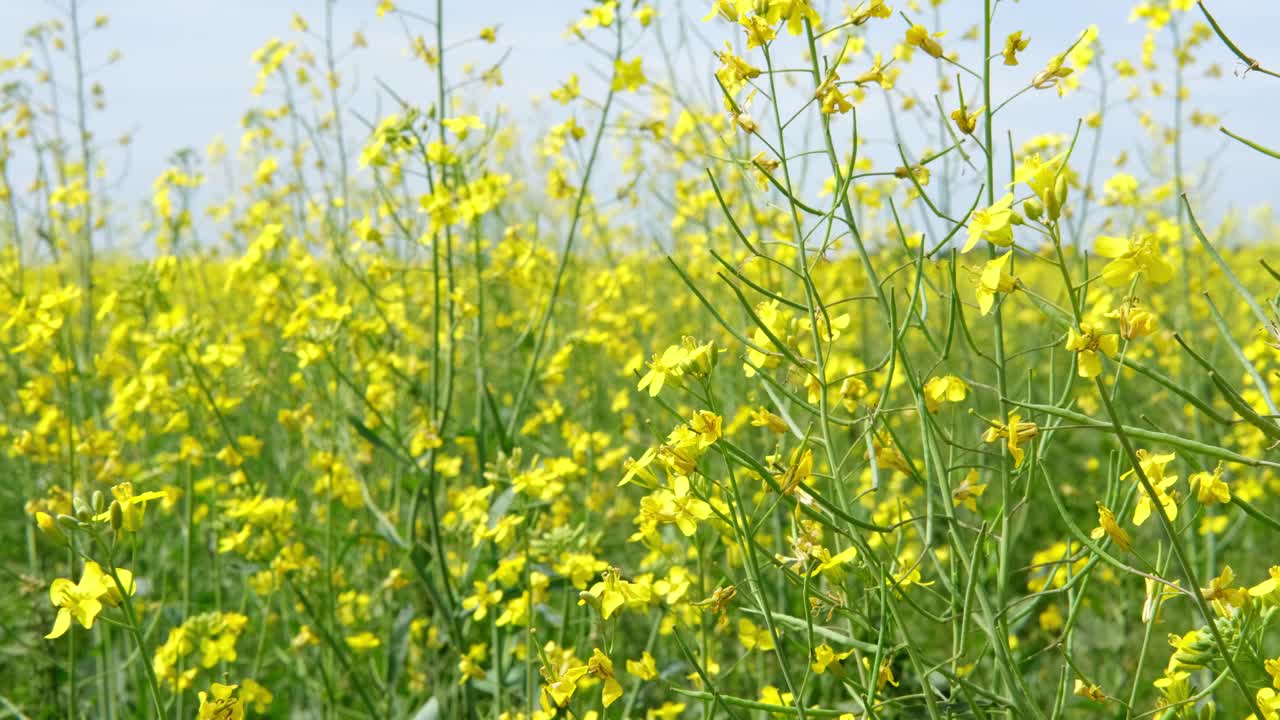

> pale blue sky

[{"left": 3, "top": 1, "right": 1279, "bottom": 234}]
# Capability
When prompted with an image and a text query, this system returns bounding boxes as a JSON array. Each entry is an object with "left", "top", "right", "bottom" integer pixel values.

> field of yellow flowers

[{"left": 4, "top": 0, "right": 1280, "bottom": 718}]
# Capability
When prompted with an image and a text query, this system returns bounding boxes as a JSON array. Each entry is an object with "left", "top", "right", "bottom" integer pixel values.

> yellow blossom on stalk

[
  {"left": 973, "top": 251, "right": 1019, "bottom": 315},
  {"left": 962, "top": 194, "right": 1014, "bottom": 252},
  {"left": 741, "top": 15, "right": 777, "bottom": 48},
  {"left": 197, "top": 683, "right": 244, "bottom": 720},
  {"left": 849, "top": 0, "right": 892, "bottom": 26},
  {"left": 764, "top": 0, "right": 821, "bottom": 36},
  {"left": 587, "top": 648, "right": 624, "bottom": 707},
  {"left": 96, "top": 482, "right": 167, "bottom": 532},
  {"left": 811, "top": 643, "right": 854, "bottom": 674},
  {"left": 923, "top": 375, "right": 969, "bottom": 413},
  {"left": 810, "top": 546, "right": 859, "bottom": 579},
  {"left": 1250, "top": 567, "right": 1280, "bottom": 605},
  {"left": 981, "top": 412, "right": 1039, "bottom": 468},
  {"left": 626, "top": 651, "right": 658, "bottom": 680},
  {"left": 1090, "top": 503, "right": 1131, "bottom": 551},
  {"left": 1074, "top": 679, "right": 1106, "bottom": 702},
  {"left": 611, "top": 57, "right": 646, "bottom": 92},
  {"left": 816, "top": 73, "right": 853, "bottom": 115},
  {"left": 950, "top": 102, "right": 982, "bottom": 136},
  {"left": 1189, "top": 463, "right": 1230, "bottom": 505},
  {"left": 1064, "top": 322, "right": 1119, "bottom": 378},
  {"left": 45, "top": 562, "right": 134, "bottom": 640},
  {"left": 1094, "top": 233, "right": 1174, "bottom": 286},
  {"left": 581, "top": 568, "right": 652, "bottom": 619},
  {"left": 541, "top": 656, "right": 588, "bottom": 708},
  {"left": 686, "top": 410, "right": 723, "bottom": 449},
  {"left": 1132, "top": 472, "right": 1179, "bottom": 527},
  {"left": 905, "top": 24, "right": 944, "bottom": 58},
  {"left": 855, "top": 53, "right": 892, "bottom": 88},
  {"left": 1265, "top": 658, "right": 1280, "bottom": 690},
  {"left": 637, "top": 344, "right": 687, "bottom": 397},
  {"left": 1003, "top": 31, "right": 1030, "bottom": 65},
  {"left": 862, "top": 656, "right": 900, "bottom": 690},
  {"left": 738, "top": 618, "right": 775, "bottom": 651},
  {"left": 951, "top": 469, "right": 987, "bottom": 511},
  {"left": 1013, "top": 152, "right": 1068, "bottom": 219},
  {"left": 1200, "top": 566, "right": 1248, "bottom": 617},
  {"left": 442, "top": 115, "right": 483, "bottom": 140},
  {"left": 1105, "top": 298, "right": 1157, "bottom": 339},
  {"left": 345, "top": 632, "right": 381, "bottom": 652},
  {"left": 715, "top": 45, "right": 761, "bottom": 95},
  {"left": 461, "top": 581, "right": 503, "bottom": 621},
  {"left": 750, "top": 407, "right": 789, "bottom": 433}
]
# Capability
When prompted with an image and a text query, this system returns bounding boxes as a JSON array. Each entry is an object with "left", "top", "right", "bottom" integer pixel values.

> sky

[{"left": 3, "top": 0, "right": 1280, "bottom": 237}]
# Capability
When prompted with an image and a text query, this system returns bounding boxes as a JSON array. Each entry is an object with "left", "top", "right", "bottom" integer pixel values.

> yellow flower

[
  {"left": 345, "top": 632, "right": 382, "bottom": 652},
  {"left": 1189, "top": 463, "right": 1230, "bottom": 505},
  {"left": 1132, "top": 473, "right": 1179, "bottom": 527},
  {"left": 950, "top": 103, "right": 982, "bottom": 136},
  {"left": 962, "top": 193, "right": 1014, "bottom": 252},
  {"left": 626, "top": 651, "right": 658, "bottom": 680},
  {"left": 905, "top": 24, "right": 944, "bottom": 58},
  {"left": 197, "top": 682, "right": 244, "bottom": 720},
  {"left": 1064, "top": 322, "right": 1119, "bottom": 378},
  {"left": 1090, "top": 503, "right": 1131, "bottom": 552},
  {"left": 1032, "top": 54, "right": 1073, "bottom": 93},
  {"left": 738, "top": 618, "right": 776, "bottom": 652},
  {"left": 1201, "top": 566, "right": 1248, "bottom": 617},
  {"left": 981, "top": 412, "right": 1039, "bottom": 468},
  {"left": 811, "top": 643, "right": 853, "bottom": 674},
  {"left": 588, "top": 648, "right": 624, "bottom": 708},
  {"left": 1012, "top": 152, "right": 1068, "bottom": 219},
  {"left": 1094, "top": 233, "right": 1174, "bottom": 287},
  {"left": 862, "top": 655, "right": 900, "bottom": 690},
  {"left": 973, "top": 251, "right": 1019, "bottom": 315},
  {"left": 1003, "top": 31, "right": 1030, "bottom": 65},
  {"left": 45, "top": 562, "right": 130, "bottom": 639},
  {"left": 951, "top": 469, "right": 987, "bottom": 511},
  {"left": 849, "top": 0, "right": 892, "bottom": 25},
  {"left": 582, "top": 568, "right": 652, "bottom": 620},
  {"left": 924, "top": 375, "right": 969, "bottom": 413},
  {"left": 1250, "top": 566, "right": 1280, "bottom": 604},
  {"left": 1073, "top": 678, "right": 1106, "bottom": 702},
  {"left": 611, "top": 57, "right": 646, "bottom": 92},
  {"left": 1105, "top": 298, "right": 1158, "bottom": 339},
  {"left": 637, "top": 344, "right": 687, "bottom": 397}
]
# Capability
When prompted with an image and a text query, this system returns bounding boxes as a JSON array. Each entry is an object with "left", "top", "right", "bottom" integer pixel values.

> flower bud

[
  {"left": 91, "top": 490, "right": 106, "bottom": 514},
  {"left": 1024, "top": 197, "right": 1043, "bottom": 220},
  {"left": 109, "top": 500, "right": 124, "bottom": 532},
  {"left": 35, "top": 511, "right": 69, "bottom": 547}
]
